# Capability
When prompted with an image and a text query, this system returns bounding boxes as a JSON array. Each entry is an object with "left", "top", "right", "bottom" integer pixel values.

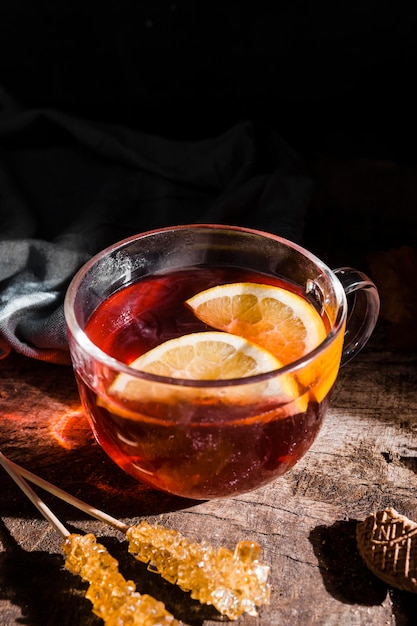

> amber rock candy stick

[
  {"left": 0, "top": 453, "right": 180, "bottom": 625},
  {"left": 63, "top": 533, "right": 181, "bottom": 626},
  {"left": 126, "top": 521, "right": 271, "bottom": 620},
  {"left": 5, "top": 456, "right": 271, "bottom": 621}
]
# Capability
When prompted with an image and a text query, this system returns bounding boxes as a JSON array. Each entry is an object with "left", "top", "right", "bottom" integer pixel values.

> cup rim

[{"left": 64, "top": 224, "right": 347, "bottom": 387}]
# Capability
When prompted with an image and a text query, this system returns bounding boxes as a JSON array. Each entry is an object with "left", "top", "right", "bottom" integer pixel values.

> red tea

[{"left": 80, "top": 266, "right": 332, "bottom": 499}]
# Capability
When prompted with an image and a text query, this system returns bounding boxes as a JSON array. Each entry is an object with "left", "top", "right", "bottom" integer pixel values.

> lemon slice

[
  {"left": 186, "top": 282, "right": 326, "bottom": 364},
  {"left": 105, "top": 331, "right": 306, "bottom": 411},
  {"left": 127, "top": 331, "right": 282, "bottom": 380}
]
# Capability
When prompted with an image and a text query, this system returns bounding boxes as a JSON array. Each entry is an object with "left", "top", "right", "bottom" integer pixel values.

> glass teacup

[{"left": 64, "top": 225, "right": 379, "bottom": 499}]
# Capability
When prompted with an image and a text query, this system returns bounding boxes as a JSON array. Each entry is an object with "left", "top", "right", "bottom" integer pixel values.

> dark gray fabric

[{"left": 0, "top": 107, "right": 313, "bottom": 363}]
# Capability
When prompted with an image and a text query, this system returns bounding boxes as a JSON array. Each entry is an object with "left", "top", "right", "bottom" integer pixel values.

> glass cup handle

[{"left": 333, "top": 267, "right": 380, "bottom": 366}]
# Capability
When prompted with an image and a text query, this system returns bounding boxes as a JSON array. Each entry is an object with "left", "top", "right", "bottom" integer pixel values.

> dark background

[
  {"left": 1, "top": 2, "right": 415, "bottom": 158},
  {"left": 1, "top": 2, "right": 417, "bottom": 352}
]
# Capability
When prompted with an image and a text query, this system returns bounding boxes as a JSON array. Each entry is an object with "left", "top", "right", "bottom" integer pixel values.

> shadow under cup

[{"left": 64, "top": 225, "right": 380, "bottom": 500}]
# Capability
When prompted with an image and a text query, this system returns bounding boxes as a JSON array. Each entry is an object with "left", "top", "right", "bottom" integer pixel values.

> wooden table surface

[{"left": 1, "top": 319, "right": 417, "bottom": 626}]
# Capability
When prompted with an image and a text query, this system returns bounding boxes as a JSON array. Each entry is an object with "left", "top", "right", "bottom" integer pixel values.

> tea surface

[
  {"left": 80, "top": 266, "right": 331, "bottom": 499},
  {"left": 86, "top": 266, "right": 322, "bottom": 363}
]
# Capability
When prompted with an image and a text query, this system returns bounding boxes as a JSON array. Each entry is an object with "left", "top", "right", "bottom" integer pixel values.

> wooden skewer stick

[
  {"left": 6, "top": 458, "right": 128, "bottom": 533},
  {"left": 0, "top": 450, "right": 70, "bottom": 538}
]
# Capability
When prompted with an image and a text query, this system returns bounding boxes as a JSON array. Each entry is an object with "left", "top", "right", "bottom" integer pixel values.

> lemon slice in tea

[
  {"left": 127, "top": 331, "right": 282, "bottom": 380},
  {"left": 186, "top": 282, "right": 327, "bottom": 364},
  {"left": 106, "top": 331, "right": 305, "bottom": 410}
]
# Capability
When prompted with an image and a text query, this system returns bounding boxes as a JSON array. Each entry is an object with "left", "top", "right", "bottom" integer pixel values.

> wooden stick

[
  {"left": 0, "top": 450, "right": 70, "bottom": 538},
  {"left": 6, "top": 458, "right": 129, "bottom": 533}
]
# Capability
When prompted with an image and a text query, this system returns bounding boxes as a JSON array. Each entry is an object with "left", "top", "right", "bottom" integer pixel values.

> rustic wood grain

[{"left": 1, "top": 322, "right": 417, "bottom": 625}]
